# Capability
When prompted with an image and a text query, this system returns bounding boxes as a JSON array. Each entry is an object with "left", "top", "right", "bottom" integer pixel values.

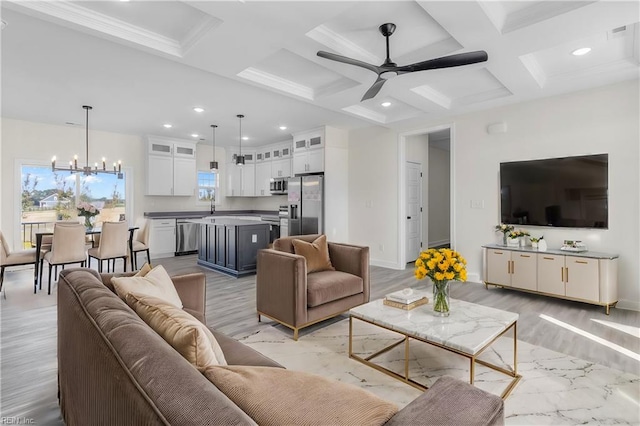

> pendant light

[
  {"left": 236, "top": 114, "right": 245, "bottom": 166},
  {"left": 210, "top": 124, "right": 218, "bottom": 171},
  {"left": 51, "top": 105, "right": 123, "bottom": 179}
]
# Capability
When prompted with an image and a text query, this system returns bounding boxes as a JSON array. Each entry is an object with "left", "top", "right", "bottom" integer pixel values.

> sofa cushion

[
  {"left": 112, "top": 264, "right": 183, "bottom": 308},
  {"left": 307, "top": 270, "right": 364, "bottom": 307},
  {"left": 203, "top": 365, "right": 398, "bottom": 426},
  {"left": 125, "top": 293, "right": 227, "bottom": 370},
  {"left": 292, "top": 235, "right": 335, "bottom": 273}
]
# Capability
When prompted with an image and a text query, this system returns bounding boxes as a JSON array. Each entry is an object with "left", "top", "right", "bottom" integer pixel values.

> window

[
  {"left": 197, "top": 170, "right": 218, "bottom": 203},
  {"left": 20, "top": 164, "right": 128, "bottom": 247}
]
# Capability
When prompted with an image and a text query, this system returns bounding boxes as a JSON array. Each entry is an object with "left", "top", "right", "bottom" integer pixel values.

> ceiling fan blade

[
  {"left": 395, "top": 51, "right": 488, "bottom": 74},
  {"left": 361, "top": 77, "right": 386, "bottom": 101},
  {"left": 317, "top": 51, "right": 380, "bottom": 74}
]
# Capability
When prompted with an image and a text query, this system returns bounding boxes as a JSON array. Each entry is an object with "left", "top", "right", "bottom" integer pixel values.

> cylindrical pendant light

[
  {"left": 210, "top": 124, "right": 218, "bottom": 171},
  {"left": 236, "top": 114, "right": 245, "bottom": 166}
]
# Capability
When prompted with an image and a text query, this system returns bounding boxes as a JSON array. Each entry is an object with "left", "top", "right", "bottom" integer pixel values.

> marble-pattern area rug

[{"left": 239, "top": 318, "right": 639, "bottom": 425}]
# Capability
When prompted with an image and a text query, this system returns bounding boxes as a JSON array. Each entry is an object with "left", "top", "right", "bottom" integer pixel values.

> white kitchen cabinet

[
  {"left": 146, "top": 137, "right": 196, "bottom": 196},
  {"left": 149, "top": 219, "right": 176, "bottom": 258},
  {"left": 271, "top": 158, "right": 291, "bottom": 178},
  {"left": 293, "top": 150, "right": 324, "bottom": 174},
  {"left": 226, "top": 162, "right": 256, "bottom": 197},
  {"left": 256, "top": 162, "right": 272, "bottom": 196},
  {"left": 292, "top": 129, "right": 324, "bottom": 153},
  {"left": 484, "top": 245, "right": 618, "bottom": 314}
]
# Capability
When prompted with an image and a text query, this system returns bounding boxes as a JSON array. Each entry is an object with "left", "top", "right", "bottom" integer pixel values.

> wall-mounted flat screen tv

[{"left": 500, "top": 154, "right": 608, "bottom": 229}]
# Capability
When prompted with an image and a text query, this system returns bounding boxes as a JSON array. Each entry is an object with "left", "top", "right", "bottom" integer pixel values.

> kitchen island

[{"left": 188, "top": 218, "right": 270, "bottom": 277}]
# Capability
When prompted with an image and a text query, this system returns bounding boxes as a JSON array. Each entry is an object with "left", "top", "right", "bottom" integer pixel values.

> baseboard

[
  {"left": 370, "top": 259, "right": 404, "bottom": 270},
  {"left": 615, "top": 299, "right": 640, "bottom": 312},
  {"left": 149, "top": 252, "right": 174, "bottom": 259},
  {"left": 466, "top": 272, "right": 481, "bottom": 283}
]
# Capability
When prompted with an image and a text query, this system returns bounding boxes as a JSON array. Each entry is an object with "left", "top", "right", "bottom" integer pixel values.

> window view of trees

[{"left": 20, "top": 165, "right": 126, "bottom": 247}]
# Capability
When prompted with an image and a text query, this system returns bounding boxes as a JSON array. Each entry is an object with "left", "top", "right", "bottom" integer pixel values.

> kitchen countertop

[
  {"left": 186, "top": 218, "right": 271, "bottom": 226},
  {"left": 144, "top": 210, "right": 277, "bottom": 219}
]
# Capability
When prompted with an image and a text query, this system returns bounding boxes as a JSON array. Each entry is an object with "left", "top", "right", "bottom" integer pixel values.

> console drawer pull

[
  {"left": 542, "top": 257, "right": 554, "bottom": 260},
  {"left": 575, "top": 260, "right": 589, "bottom": 264}
]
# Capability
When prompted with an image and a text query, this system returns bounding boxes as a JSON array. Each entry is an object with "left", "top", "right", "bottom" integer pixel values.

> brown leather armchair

[{"left": 256, "top": 234, "right": 370, "bottom": 340}]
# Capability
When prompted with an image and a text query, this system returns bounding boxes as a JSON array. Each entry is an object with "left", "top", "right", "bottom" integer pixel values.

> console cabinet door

[
  {"left": 565, "top": 257, "right": 599, "bottom": 301},
  {"left": 537, "top": 254, "right": 565, "bottom": 296},
  {"left": 486, "top": 249, "right": 511, "bottom": 286},
  {"left": 511, "top": 252, "right": 537, "bottom": 291}
]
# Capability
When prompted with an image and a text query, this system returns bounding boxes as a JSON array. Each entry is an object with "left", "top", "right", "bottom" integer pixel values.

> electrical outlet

[
  {"left": 471, "top": 200, "right": 485, "bottom": 209},
  {"left": 365, "top": 200, "right": 373, "bottom": 208}
]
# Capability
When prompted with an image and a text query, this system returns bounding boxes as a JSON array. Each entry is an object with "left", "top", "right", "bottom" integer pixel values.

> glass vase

[
  {"left": 84, "top": 215, "right": 93, "bottom": 229},
  {"left": 502, "top": 233, "right": 507, "bottom": 246},
  {"left": 432, "top": 280, "right": 450, "bottom": 317}
]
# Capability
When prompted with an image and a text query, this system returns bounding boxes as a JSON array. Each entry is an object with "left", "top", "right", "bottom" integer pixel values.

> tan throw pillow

[
  {"left": 135, "top": 262, "right": 152, "bottom": 277},
  {"left": 112, "top": 264, "right": 183, "bottom": 308},
  {"left": 125, "top": 293, "right": 227, "bottom": 370},
  {"left": 204, "top": 365, "right": 397, "bottom": 426},
  {"left": 291, "top": 235, "right": 335, "bottom": 273}
]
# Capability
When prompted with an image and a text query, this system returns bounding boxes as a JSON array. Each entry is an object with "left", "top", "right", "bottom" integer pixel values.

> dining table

[{"left": 33, "top": 226, "right": 138, "bottom": 293}]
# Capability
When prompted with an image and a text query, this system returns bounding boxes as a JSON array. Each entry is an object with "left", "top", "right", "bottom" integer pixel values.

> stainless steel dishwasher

[{"left": 175, "top": 219, "right": 199, "bottom": 255}]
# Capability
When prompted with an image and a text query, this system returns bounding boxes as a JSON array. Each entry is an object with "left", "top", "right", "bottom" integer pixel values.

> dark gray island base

[{"left": 190, "top": 219, "right": 270, "bottom": 277}]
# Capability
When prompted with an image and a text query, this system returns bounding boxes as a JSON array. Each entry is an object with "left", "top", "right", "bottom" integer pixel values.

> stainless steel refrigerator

[{"left": 287, "top": 175, "right": 324, "bottom": 236}]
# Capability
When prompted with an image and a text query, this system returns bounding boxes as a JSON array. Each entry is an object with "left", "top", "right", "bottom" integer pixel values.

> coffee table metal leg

[
  {"left": 349, "top": 316, "right": 353, "bottom": 357},
  {"left": 470, "top": 357, "right": 475, "bottom": 384},
  {"left": 404, "top": 337, "right": 409, "bottom": 380}
]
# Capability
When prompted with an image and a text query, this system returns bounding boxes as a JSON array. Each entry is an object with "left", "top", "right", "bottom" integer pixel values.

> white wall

[
  {"left": 348, "top": 126, "right": 399, "bottom": 268},
  {"left": 428, "top": 145, "right": 450, "bottom": 247},
  {"left": 349, "top": 80, "right": 640, "bottom": 309}
]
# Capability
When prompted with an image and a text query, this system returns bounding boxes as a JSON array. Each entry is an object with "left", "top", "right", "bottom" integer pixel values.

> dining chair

[
  {"left": 42, "top": 223, "right": 87, "bottom": 295},
  {"left": 88, "top": 221, "right": 129, "bottom": 273},
  {"left": 0, "top": 231, "right": 38, "bottom": 299},
  {"left": 130, "top": 218, "right": 151, "bottom": 270}
]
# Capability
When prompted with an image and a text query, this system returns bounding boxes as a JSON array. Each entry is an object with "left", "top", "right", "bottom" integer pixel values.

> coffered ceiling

[{"left": 1, "top": 1, "right": 638, "bottom": 147}]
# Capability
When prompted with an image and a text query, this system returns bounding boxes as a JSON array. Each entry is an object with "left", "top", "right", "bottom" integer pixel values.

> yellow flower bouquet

[{"left": 414, "top": 248, "right": 467, "bottom": 316}]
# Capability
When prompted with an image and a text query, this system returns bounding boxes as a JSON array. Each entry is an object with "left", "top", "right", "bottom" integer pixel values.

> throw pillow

[
  {"left": 203, "top": 365, "right": 398, "bottom": 426},
  {"left": 291, "top": 235, "right": 335, "bottom": 273},
  {"left": 112, "top": 264, "right": 183, "bottom": 308},
  {"left": 135, "top": 262, "right": 152, "bottom": 277},
  {"left": 125, "top": 292, "right": 227, "bottom": 370}
]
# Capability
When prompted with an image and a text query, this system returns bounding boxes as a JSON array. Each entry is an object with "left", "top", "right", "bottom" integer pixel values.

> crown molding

[
  {"left": 411, "top": 85, "right": 452, "bottom": 109},
  {"left": 341, "top": 105, "right": 386, "bottom": 124},
  {"left": 520, "top": 53, "right": 547, "bottom": 88},
  {"left": 307, "top": 25, "right": 380, "bottom": 65},
  {"left": 6, "top": 0, "right": 182, "bottom": 57},
  {"left": 181, "top": 15, "right": 221, "bottom": 56},
  {"left": 237, "top": 67, "right": 314, "bottom": 100}
]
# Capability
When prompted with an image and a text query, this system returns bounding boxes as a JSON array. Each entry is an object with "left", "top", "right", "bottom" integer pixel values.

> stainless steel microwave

[{"left": 270, "top": 178, "right": 287, "bottom": 194}]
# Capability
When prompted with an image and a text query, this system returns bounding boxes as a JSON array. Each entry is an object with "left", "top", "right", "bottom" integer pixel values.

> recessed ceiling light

[
  {"left": 279, "top": 126, "right": 287, "bottom": 130},
  {"left": 381, "top": 101, "right": 392, "bottom": 107},
  {"left": 163, "top": 124, "right": 172, "bottom": 128},
  {"left": 191, "top": 133, "right": 199, "bottom": 138},
  {"left": 572, "top": 47, "right": 591, "bottom": 56},
  {"left": 193, "top": 107, "right": 205, "bottom": 113},
  {"left": 242, "top": 136, "right": 249, "bottom": 140}
]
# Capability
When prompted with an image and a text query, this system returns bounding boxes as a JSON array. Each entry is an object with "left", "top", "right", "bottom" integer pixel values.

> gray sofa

[{"left": 57, "top": 268, "right": 504, "bottom": 425}]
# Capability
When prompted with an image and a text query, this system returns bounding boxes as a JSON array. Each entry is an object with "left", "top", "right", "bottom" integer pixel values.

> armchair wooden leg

[
  {"left": 0, "top": 266, "right": 5, "bottom": 299},
  {"left": 123, "top": 257, "right": 127, "bottom": 273},
  {"left": 48, "top": 264, "right": 53, "bottom": 295},
  {"left": 146, "top": 250, "right": 151, "bottom": 267},
  {"left": 258, "top": 313, "right": 261, "bottom": 322},
  {"left": 39, "top": 260, "right": 44, "bottom": 289}
]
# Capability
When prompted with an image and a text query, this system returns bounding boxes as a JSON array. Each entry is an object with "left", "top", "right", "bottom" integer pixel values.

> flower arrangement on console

[
  {"left": 414, "top": 248, "right": 467, "bottom": 316},
  {"left": 529, "top": 235, "right": 543, "bottom": 243},
  {"left": 77, "top": 201, "right": 100, "bottom": 228},
  {"left": 508, "top": 229, "right": 530, "bottom": 239},
  {"left": 495, "top": 223, "right": 514, "bottom": 235}
]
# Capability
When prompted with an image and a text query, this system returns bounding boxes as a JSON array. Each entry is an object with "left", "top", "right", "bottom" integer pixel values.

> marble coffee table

[{"left": 349, "top": 292, "right": 522, "bottom": 399}]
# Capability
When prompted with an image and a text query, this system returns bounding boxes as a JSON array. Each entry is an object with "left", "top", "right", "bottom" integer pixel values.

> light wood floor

[{"left": 1, "top": 255, "right": 638, "bottom": 424}]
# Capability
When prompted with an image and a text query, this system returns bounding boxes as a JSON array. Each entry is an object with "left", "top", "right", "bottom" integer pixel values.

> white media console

[{"left": 482, "top": 244, "right": 618, "bottom": 314}]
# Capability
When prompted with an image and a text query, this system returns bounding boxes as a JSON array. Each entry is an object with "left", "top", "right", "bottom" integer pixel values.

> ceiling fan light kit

[
  {"left": 317, "top": 22, "right": 489, "bottom": 102},
  {"left": 51, "top": 105, "right": 123, "bottom": 179}
]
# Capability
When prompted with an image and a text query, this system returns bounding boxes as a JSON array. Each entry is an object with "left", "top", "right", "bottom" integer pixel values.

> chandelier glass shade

[
  {"left": 51, "top": 105, "right": 123, "bottom": 179},
  {"left": 236, "top": 114, "right": 245, "bottom": 166},
  {"left": 210, "top": 124, "right": 218, "bottom": 171}
]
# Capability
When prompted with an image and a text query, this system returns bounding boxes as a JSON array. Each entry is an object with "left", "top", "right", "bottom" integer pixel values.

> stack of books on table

[{"left": 383, "top": 289, "right": 428, "bottom": 310}]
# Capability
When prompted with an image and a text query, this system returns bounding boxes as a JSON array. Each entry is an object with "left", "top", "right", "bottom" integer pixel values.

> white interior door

[{"left": 405, "top": 162, "right": 422, "bottom": 262}]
